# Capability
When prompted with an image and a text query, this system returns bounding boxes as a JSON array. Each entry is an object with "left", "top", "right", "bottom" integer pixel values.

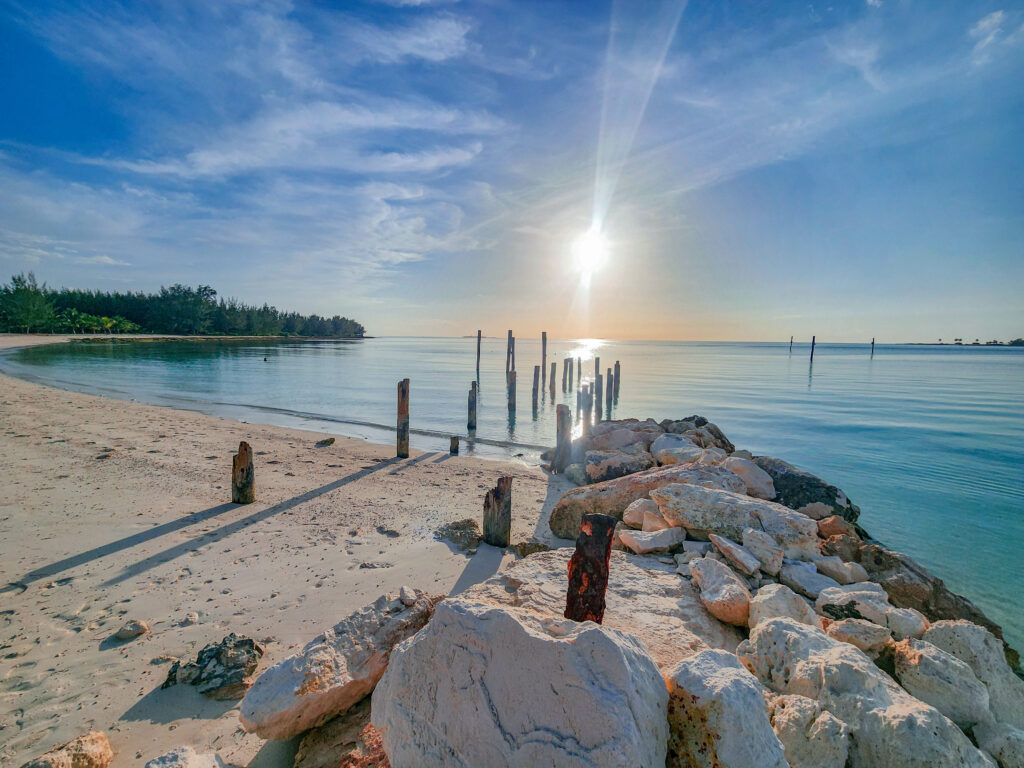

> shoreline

[{"left": 0, "top": 333, "right": 569, "bottom": 765}]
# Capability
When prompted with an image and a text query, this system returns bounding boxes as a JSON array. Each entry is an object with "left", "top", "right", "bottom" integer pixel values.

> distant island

[
  {"left": 923, "top": 338, "right": 1024, "bottom": 347},
  {"left": 0, "top": 273, "right": 364, "bottom": 338}
]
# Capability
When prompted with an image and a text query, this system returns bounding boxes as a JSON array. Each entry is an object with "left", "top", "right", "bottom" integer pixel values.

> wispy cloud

[{"left": 75, "top": 255, "right": 131, "bottom": 267}]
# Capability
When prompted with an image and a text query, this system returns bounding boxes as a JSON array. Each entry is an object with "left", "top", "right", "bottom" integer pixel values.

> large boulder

[
  {"left": 923, "top": 621, "right": 1024, "bottom": 729},
  {"left": 666, "top": 649, "right": 787, "bottom": 768},
  {"left": 749, "top": 584, "right": 819, "bottom": 630},
  {"left": 690, "top": 556, "right": 752, "bottom": 627},
  {"left": 19, "top": 732, "right": 114, "bottom": 768},
  {"left": 548, "top": 463, "right": 744, "bottom": 540},
  {"left": 650, "top": 484, "right": 819, "bottom": 558},
  {"left": 892, "top": 637, "right": 991, "bottom": 730},
  {"left": 584, "top": 448, "right": 655, "bottom": 483},
  {"left": 372, "top": 600, "right": 669, "bottom": 768},
  {"left": 162, "top": 633, "right": 264, "bottom": 700},
  {"left": 767, "top": 694, "right": 849, "bottom": 768},
  {"left": 752, "top": 456, "right": 860, "bottom": 522},
  {"left": 974, "top": 722, "right": 1024, "bottom": 768},
  {"left": 240, "top": 589, "right": 441, "bottom": 740},
  {"left": 737, "top": 618, "right": 995, "bottom": 768},
  {"left": 825, "top": 618, "right": 892, "bottom": 654},
  {"left": 723, "top": 456, "right": 776, "bottom": 499}
]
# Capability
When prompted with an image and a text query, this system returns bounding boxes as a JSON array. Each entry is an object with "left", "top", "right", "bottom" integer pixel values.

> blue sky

[{"left": 1, "top": 0, "right": 1022, "bottom": 340}]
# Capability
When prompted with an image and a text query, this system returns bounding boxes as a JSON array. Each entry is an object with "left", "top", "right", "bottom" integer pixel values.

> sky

[{"left": 0, "top": 0, "right": 1022, "bottom": 342}]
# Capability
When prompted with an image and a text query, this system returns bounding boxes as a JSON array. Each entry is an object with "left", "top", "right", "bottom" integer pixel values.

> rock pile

[{"left": 162, "top": 633, "right": 264, "bottom": 700}]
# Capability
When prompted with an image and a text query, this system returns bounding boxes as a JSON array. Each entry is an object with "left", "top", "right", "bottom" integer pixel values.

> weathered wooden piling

[
  {"left": 562, "top": 358, "right": 569, "bottom": 392},
  {"left": 789, "top": 335, "right": 794, "bottom": 353},
  {"left": 396, "top": 378, "right": 410, "bottom": 458},
  {"left": 594, "top": 372, "right": 603, "bottom": 421},
  {"left": 576, "top": 386, "right": 581, "bottom": 416},
  {"left": 532, "top": 365, "right": 540, "bottom": 411},
  {"left": 507, "top": 369, "right": 516, "bottom": 413},
  {"left": 231, "top": 441, "right": 255, "bottom": 504},
  {"left": 606, "top": 367, "right": 613, "bottom": 414},
  {"left": 871, "top": 337, "right": 875, "bottom": 356},
  {"left": 581, "top": 385, "right": 592, "bottom": 436},
  {"left": 569, "top": 358, "right": 574, "bottom": 391},
  {"left": 554, "top": 404, "right": 571, "bottom": 473},
  {"left": 476, "top": 330, "right": 482, "bottom": 382},
  {"left": 564, "top": 513, "right": 617, "bottom": 623},
  {"left": 810, "top": 335, "right": 816, "bottom": 362},
  {"left": 577, "top": 357, "right": 581, "bottom": 383},
  {"left": 613, "top": 360, "right": 620, "bottom": 398},
  {"left": 483, "top": 476, "right": 513, "bottom": 548},
  {"left": 450, "top": 436, "right": 459, "bottom": 455},
  {"left": 594, "top": 356, "right": 600, "bottom": 381},
  {"left": 506, "top": 330, "right": 513, "bottom": 377},
  {"left": 467, "top": 380, "right": 477, "bottom": 431},
  {"left": 541, "top": 332, "right": 547, "bottom": 387},
  {"left": 549, "top": 361, "right": 556, "bottom": 398}
]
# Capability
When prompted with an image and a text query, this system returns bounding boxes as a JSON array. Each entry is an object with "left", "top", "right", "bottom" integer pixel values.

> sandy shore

[{"left": 0, "top": 335, "right": 570, "bottom": 766}]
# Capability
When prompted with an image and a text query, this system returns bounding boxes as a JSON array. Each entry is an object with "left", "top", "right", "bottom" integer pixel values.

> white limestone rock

[
  {"left": 780, "top": 562, "right": 841, "bottom": 599},
  {"left": 886, "top": 606, "right": 930, "bottom": 639},
  {"left": 923, "top": 620, "right": 1024, "bottom": 729},
  {"left": 975, "top": 722, "right": 1024, "bottom": 768},
  {"left": 622, "top": 498, "right": 656, "bottom": 529},
  {"left": 651, "top": 433, "right": 705, "bottom": 465},
  {"left": 239, "top": 589, "right": 442, "bottom": 740},
  {"left": 814, "top": 556, "right": 869, "bottom": 585},
  {"left": 892, "top": 637, "right": 992, "bottom": 730},
  {"left": 585, "top": 448, "right": 655, "bottom": 483},
  {"left": 690, "top": 556, "right": 752, "bottom": 626},
  {"left": 372, "top": 600, "right": 669, "bottom": 768},
  {"left": 749, "top": 583, "right": 819, "bottom": 630},
  {"left": 767, "top": 694, "right": 849, "bottom": 768},
  {"left": 741, "top": 528, "right": 784, "bottom": 575},
  {"left": 825, "top": 618, "right": 892, "bottom": 654},
  {"left": 144, "top": 748, "right": 223, "bottom": 768},
  {"left": 619, "top": 526, "right": 686, "bottom": 554},
  {"left": 709, "top": 534, "right": 761, "bottom": 576},
  {"left": 815, "top": 584, "right": 891, "bottom": 625},
  {"left": 723, "top": 456, "right": 777, "bottom": 499},
  {"left": 650, "top": 484, "right": 818, "bottom": 558},
  {"left": 737, "top": 618, "right": 996, "bottom": 768},
  {"left": 683, "top": 540, "right": 713, "bottom": 555},
  {"left": 666, "top": 649, "right": 787, "bottom": 768},
  {"left": 642, "top": 507, "right": 671, "bottom": 532}
]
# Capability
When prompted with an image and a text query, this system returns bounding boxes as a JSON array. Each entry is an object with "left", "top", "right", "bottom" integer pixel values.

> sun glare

[{"left": 571, "top": 228, "right": 609, "bottom": 276}]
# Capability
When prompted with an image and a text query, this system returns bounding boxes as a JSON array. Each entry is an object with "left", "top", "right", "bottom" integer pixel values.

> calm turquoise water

[{"left": 3, "top": 338, "right": 1022, "bottom": 649}]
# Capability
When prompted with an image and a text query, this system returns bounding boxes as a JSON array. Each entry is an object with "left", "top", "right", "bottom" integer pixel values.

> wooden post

[
  {"left": 594, "top": 372, "right": 603, "bottom": 421},
  {"left": 606, "top": 367, "right": 613, "bottom": 415},
  {"left": 576, "top": 357, "right": 581, "bottom": 383},
  {"left": 506, "top": 330, "right": 513, "bottom": 378},
  {"left": 467, "top": 381, "right": 477, "bottom": 431},
  {"left": 810, "top": 335, "right": 816, "bottom": 362},
  {"left": 476, "top": 330, "right": 482, "bottom": 383},
  {"left": 789, "top": 335, "right": 793, "bottom": 353},
  {"left": 562, "top": 358, "right": 569, "bottom": 392},
  {"left": 511, "top": 336, "right": 516, "bottom": 374},
  {"left": 564, "top": 513, "right": 617, "bottom": 623},
  {"left": 594, "top": 356, "right": 600, "bottom": 381},
  {"left": 541, "top": 332, "right": 547, "bottom": 387},
  {"left": 532, "top": 365, "right": 540, "bottom": 411},
  {"left": 871, "top": 337, "right": 875, "bottom": 356},
  {"left": 450, "top": 436, "right": 459, "bottom": 455},
  {"left": 507, "top": 370, "right": 516, "bottom": 413},
  {"left": 397, "top": 378, "right": 410, "bottom": 458},
  {"left": 554, "top": 404, "right": 571, "bottom": 473},
  {"left": 231, "top": 441, "right": 255, "bottom": 504},
  {"left": 613, "top": 360, "right": 620, "bottom": 399},
  {"left": 576, "top": 386, "right": 581, "bottom": 417},
  {"left": 550, "top": 361, "right": 556, "bottom": 398},
  {"left": 483, "top": 476, "right": 512, "bottom": 548},
  {"left": 568, "top": 358, "right": 574, "bottom": 391},
  {"left": 581, "top": 385, "right": 591, "bottom": 437}
]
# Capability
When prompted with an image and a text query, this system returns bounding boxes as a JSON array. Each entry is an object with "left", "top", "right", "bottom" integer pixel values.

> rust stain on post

[
  {"left": 232, "top": 441, "right": 255, "bottom": 504},
  {"left": 564, "top": 513, "right": 616, "bottom": 623}
]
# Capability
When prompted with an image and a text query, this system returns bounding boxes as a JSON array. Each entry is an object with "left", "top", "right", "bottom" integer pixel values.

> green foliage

[{"left": 0, "top": 274, "right": 364, "bottom": 338}]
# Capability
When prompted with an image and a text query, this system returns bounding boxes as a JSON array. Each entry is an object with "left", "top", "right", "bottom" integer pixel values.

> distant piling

[
  {"left": 581, "top": 385, "right": 591, "bottom": 436},
  {"left": 577, "top": 357, "right": 581, "bottom": 383},
  {"left": 810, "top": 336, "right": 816, "bottom": 362},
  {"left": 482, "top": 476, "right": 513, "bottom": 548},
  {"left": 467, "top": 381, "right": 477, "bottom": 432},
  {"left": 549, "top": 361, "right": 556, "bottom": 398},
  {"left": 576, "top": 386, "right": 581, "bottom": 417},
  {"left": 606, "top": 368, "right": 613, "bottom": 415},
  {"left": 507, "top": 370, "right": 516, "bottom": 413},
  {"left": 613, "top": 360, "right": 620, "bottom": 399},
  {"left": 511, "top": 336, "right": 516, "bottom": 374},
  {"left": 476, "top": 330, "right": 481, "bottom": 383},
  {"left": 505, "top": 330, "right": 513, "bottom": 379},
  {"left": 594, "top": 372, "right": 603, "bottom": 421},
  {"left": 789, "top": 335, "right": 793, "bottom": 353},
  {"left": 594, "top": 356, "right": 600, "bottom": 381},
  {"left": 541, "top": 332, "right": 547, "bottom": 388},
  {"left": 397, "top": 378, "right": 410, "bottom": 458},
  {"left": 231, "top": 441, "right": 255, "bottom": 504},
  {"left": 554, "top": 404, "right": 571, "bottom": 473},
  {"left": 562, "top": 358, "right": 569, "bottom": 392},
  {"left": 532, "top": 365, "right": 540, "bottom": 411},
  {"left": 871, "top": 337, "right": 875, "bottom": 356},
  {"left": 450, "top": 436, "right": 459, "bottom": 455},
  {"left": 569, "top": 358, "right": 575, "bottom": 391}
]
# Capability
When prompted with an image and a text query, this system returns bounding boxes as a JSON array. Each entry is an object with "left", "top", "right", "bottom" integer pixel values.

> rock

[
  {"left": 622, "top": 498, "right": 655, "bottom": 528},
  {"left": 509, "top": 540, "right": 551, "bottom": 558},
  {"left": 814, "top": 556, "right": 869, "bottom": 585},
  {"left": 738, "top": 618, "right": 996, "bottom": 768},
  {"left": 372, "top": 600, "right": 669, "bottom": 768},
  {"left": 818, "top": 515, "right": 856, "bottom": 538},
  {"left": 741, "top": 528, "right": 784, "bottom": 575},
  {"left": 826, "top": 618, "right": 892, "bottom": 654},
  {"left": 666, "top": 649, "right": 787, "bottom": 768},
  {"left": 589, "top": 427, "right": 643, "bottom": 452},
  {"left": 651, "top": 433, "right": 705, "bottom": 465},
  {"left": 618, "top": 527, "right": 686, "bottom": 555},
  {"left": 456, "top": 549, "right": 742, "bottom": 673},
  {"left": 682, "top": 540, "right": 713, "bottom": 555},
  {"left": 752, "top": 456, "right": 860, "bottom": 522},
  {"left": 315, "top": 437, "right": 336, "bottom": 447},
  {"left": 433, "top": 519, "right": 481, "bottom": 551},
  {"left": 584, "top": 448, "right": 655, "bottom": 483},
  {"left": 143, "top": 747, "right": 223, "bottom": 768},
  {"left": 923, "top": 620, "right": 1024, "bottom": 729},
  {"left": 19, "top": 732, "right": 114, "bottom": 768},
  {"left": 240, "top": 590, "right": 441, "bottom": 740},
  {"left": 181, "top": 612, "right": 200, "bottom": 626},
  {"left": 294, "top": 699, "right": 389, "bottom": 768},
  {"left": 676, "top": 562, "right": 691, "bottom": 577},
  {"left": 642, "top": 507, "right": 671, "bottom": 532},
  {"left": 690, "top": 556, "right": 752, "bottom": 626},
  {"left": 565, "top": 462, "right": 588, "bottom": 486},
  {"left": 650, "top": 484, "right": 819, "bottom": 559},
  {"left": 709, "top": 534, "right": 761, "bottom": 576},
  {"left": 162, "top": 633, "right": 264, "bottom": 700},
  {"left": 398, "top": 586, "right": 416, "bottom": 606},
  {"left": 974, "top": 722, "right": 1024, "bottom": 768},
  {"left": 815, "top": 583, "right": 891, "bottom": 625},
  {"left": 779, "top": 563, "right": 841, "bottom": 599},
  {"left": 892, "top": 637, "right": 991, "bottom": 730},
  {"left": 701, "top": 421, "right": 736, "bottom": 453},
  {"left": 548, "top": 463, "right": 744, "bottom": 539},
  {"left": 610, "top": 521, "right": 626, "bottom": 551},
  {"left": 886, "top": 607, "right": 929, "bottom": 639},
  {"left": 115, "top": 618, "right": 149, "bottom": 640},
  {"left": 767, "top": 694, "right": 849, "bottom": 768},
  {"left": 723, "top": 456, "right": 776, "bottom": 499},
  {"left": 749, "top": 584, "right": 819, "bottom": 629}
]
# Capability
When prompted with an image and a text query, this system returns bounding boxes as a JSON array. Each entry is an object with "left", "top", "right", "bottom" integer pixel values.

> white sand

[{"left": 0, "top": 334, "right": 571, "bottom": 766}]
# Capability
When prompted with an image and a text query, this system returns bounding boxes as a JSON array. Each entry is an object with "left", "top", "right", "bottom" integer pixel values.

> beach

[{"left": 0, "top": 335, "right": 565, "bottom": 766}]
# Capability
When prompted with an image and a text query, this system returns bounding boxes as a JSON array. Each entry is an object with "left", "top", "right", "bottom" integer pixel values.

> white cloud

[
  {"left": 336, "top": 15, "right": 471, "bottom": 64},
  {"left": 75, "top": 255, "right": 131, "bottom": 267},
  {"left": 970, "top": 10, "right": 1006, "bottom": 63}
]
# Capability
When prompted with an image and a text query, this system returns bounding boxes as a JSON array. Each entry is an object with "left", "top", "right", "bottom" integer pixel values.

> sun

[{"left": 571, "top": 228, "right": 610, "bottom": 277}]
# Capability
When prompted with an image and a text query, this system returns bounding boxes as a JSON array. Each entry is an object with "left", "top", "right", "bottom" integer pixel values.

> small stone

[
  {"left": 690, "top": 556, "right": 752, "bottom": 626},
  {"left": 749, "top": 583, "right": 818, "bottom": 629},
  {"left": 886, "top": 606, "right": 929, "bottom": 639},
  {"left": 779, "top": 563, "right": 841, "bottom": 599},
  {"left": 181, "top": 612, "right": 199, "bottom": 626},
  {"left": 622, "top": 498, "right": 657, "bottom": 529},
  {"left": 741, "top": 528, "right": 784, "bottom": 576},
  {"left": 143, "top": 747, "right": 223, "bottom": 768},
  {"left": 618, "top": 527, "right": 686, "bottom": 555},
  {"left": 709, "top": 534, "right": 761, "bottom": 576},
  {"left": 315, "top": 437, "right": 336, "bottom": 447},
  {"left": 722, "top": 456, "right": 776, "bottom": 499},
  {"left": 19, "top": 731, "right": 113, "bottom": 768},
  {"left": 399, "top": 586, "right": 417, "bottom": 606},
  {"left": 813, "top": 556, "right": 868, "bottom": 585},
  {"left": 162, "top": 633, "right": 264, "bottom": 700},
  {"left": 642, "top": 508, "right": 671, "bottom": 532},
  {"left": 682, "top": 540, "right": 713, "bottom": 555},
  {"left": 115, "top": 619, "right": 150, "bottom": 640},
  {"left": 825, "top": 618, "right": 891, "bottom": 654},
  {"left": 817, "top": 515, "right": 856, "bottom": 539}
]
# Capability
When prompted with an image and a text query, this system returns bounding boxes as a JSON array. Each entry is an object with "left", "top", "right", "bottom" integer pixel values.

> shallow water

[{"left": 4, "top": 337, "right": 1022, "bottom": 650}]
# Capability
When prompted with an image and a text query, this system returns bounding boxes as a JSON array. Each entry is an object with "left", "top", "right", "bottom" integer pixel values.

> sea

[{"left": 3, "top": 336, "right": 1022, "bottom": 650}]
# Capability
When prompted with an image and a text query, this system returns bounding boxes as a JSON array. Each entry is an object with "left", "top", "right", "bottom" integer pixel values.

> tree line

[{"left": 0, "top": 273, "right": 365, "bottom": 338}]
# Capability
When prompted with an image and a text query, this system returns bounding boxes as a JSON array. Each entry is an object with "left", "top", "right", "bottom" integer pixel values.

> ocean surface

[{"left": 3, "top": 337, "right": 1022, "bottom": 650}]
